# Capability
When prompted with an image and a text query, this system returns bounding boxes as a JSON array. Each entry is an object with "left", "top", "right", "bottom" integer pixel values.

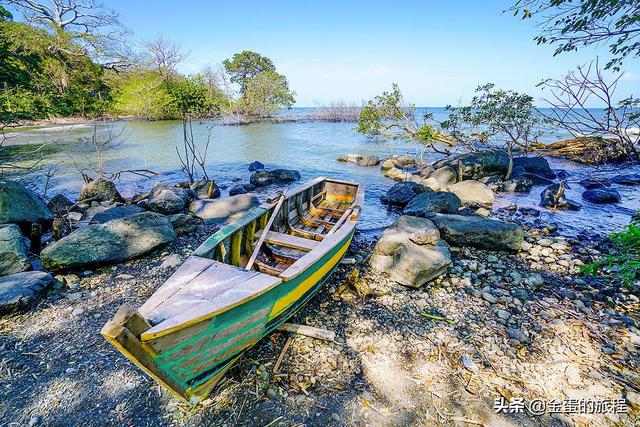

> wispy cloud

[{"left": 622, "top": 71, "right": 639, "bottom": 81}]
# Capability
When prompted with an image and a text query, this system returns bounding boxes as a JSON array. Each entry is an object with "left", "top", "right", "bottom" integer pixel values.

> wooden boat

[{"left": 101, "top": 177, "right": 363, "bottom": 404}]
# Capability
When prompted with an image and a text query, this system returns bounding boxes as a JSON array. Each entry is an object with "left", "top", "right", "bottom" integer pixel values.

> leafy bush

[{"left": 581, "top": 216, "right": 640, "bottom": 291}]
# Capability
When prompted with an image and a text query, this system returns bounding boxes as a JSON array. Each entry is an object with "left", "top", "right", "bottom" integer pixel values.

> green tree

[
  {"left": 238, "top": 70, "right": 295, "bottom": 118},
  {"left": 223, "top": 51, "right": 275, "bottom": 95},
  {"left": 441, "top": 83, "right": 543, "bottom": 179},
  {"left": 111, "top": 70, "right": 173, "bottom": 120},
  {"left": 510, "top": 0, "right": 640, "bottom": 71},
  {"left": 356, "top": 84, "right": 453, "bottom": 160},
  {"left": 0, "top": 16, "right": 109, "bottom": 120}
]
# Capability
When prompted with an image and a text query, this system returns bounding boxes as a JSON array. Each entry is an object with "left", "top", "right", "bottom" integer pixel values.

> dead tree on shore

[
  {"left": 70, "top": 123, "right": 157, "bottom": 183},
  {"left": 176, "top": 118, "right": 216, "bottom": 198},
  {"left": 538, "top": 60, "right": 640, "bottom": 163}
]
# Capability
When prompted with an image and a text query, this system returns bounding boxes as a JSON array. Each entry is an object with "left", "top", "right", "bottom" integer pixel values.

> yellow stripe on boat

[{"left": 269, "top": 235, "right": 352, "bottom": 319}]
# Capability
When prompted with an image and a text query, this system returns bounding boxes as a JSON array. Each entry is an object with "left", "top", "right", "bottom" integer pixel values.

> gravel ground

[{"left": 1, "top": 219, "right": 639, "bottom": 426}]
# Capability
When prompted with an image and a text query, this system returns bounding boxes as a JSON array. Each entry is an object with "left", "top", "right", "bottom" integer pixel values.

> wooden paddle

[{"left": 245, "top": 193, "right": 286, "bottom": 271}]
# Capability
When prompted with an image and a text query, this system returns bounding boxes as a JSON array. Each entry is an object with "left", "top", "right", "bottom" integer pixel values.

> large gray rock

[
  {"left": 0, "top": 225, "right": 30, "bottom": 276},
  {"left": 370, "top": 216, "right": 451, "bottom": 288},
  {"left": 250, "top": 170, "right": 275, "bottom": 187},
  {"left": 90, "top": 205, "right": 146, "bottom": 224},
  {"left": 428, "top": 213, "right": 524, "bottom": 251},
  {"left": 448, "top": 180, "right": 495, "bottom": 207},
  {"left": 383, "top": 166, "right": 408, "bottom": 181},
  {"left": 270, "top": 169, "right": 301, "bottom": 183},
  {"left": 430, "top": 166, "right": 457, "bottom": 188},
  {"left": 47, "top": 194, "right": 76, "bottom": 216},
  {"left": 503, "top": 176, "right": 533, "bottom": 193},
  {"left": 403, "top": 191, "right": 461, "bottom": 216},
  {"left": 357, "top": 155, "right": 381, "bottom": 167},
  {"left": 147, "top": 183, "right": 196, "bottom": 215},
  {"left": 229, "top": 183, "right": 256, "bottom": 196},
  {"left": 190, "top": 179, "right": 220, "bottom": 199},
  {"left": 433, "top": 150, "right": 509, "bottom": 180},
  {"left": 41, "top": 212, "right": 176, "bottom": 271},
  {"left": 78, "top": 178, "right": 124, "bottom": 203},
  {"left": 380, "top": 182, "right": 431, "bottom": 207},
  {"left": 582, "top": 189, "right": 621, "bottom": 204},
  {"left": 0, "top": 271, "right": 55, "bottom": 315},
  {"left": 540, "top": 183, "right": 581, "bottom": 211},
  {"left": 513, "top": 156, "right": 556, "bottom": 179},
  {"left": 168, "top": 213, "right": 201, "bottom": 235},
  {"left": 189, "top": 194, "right": 260, "bottom": 223},
  {"left": 0, "top": 180, "right": 53, "bottom": 226}
]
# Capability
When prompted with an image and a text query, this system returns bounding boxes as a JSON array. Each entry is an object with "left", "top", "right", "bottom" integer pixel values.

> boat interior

[
  {"left": 137, "top": 177, "right": 363, "bottom": 330},
  {"left": 196, "top": 176, "right": 361, "bottom": 276}
]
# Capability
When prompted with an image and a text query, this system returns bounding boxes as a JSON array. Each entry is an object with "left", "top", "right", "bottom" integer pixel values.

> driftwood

[
  {"left": 278, "top": 323, "right": 336, "bottom": 342},
  {"left": 533, "top": 137, "right": 628, "bottom": 164},
  {"left": 273, "top": 336, "right": 293, "bottom": 373}
]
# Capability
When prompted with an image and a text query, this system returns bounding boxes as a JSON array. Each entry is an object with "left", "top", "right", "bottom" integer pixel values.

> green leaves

[
  {"left": 581, "top": 221, "right": 640, "bottom": 291},
  {"left": 223, "top": 51, "right": 276, "bottom": 95},
  {"left": 238, "top": 70, "right": 295, "bottom": 118},
  {"left": 509, "top": 0, "right": 640, "bottom": 71}
]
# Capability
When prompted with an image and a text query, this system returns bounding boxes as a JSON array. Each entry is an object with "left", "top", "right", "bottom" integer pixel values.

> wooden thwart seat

[{"left": 254, "top": 230, "right": 319, "bottom": 251}]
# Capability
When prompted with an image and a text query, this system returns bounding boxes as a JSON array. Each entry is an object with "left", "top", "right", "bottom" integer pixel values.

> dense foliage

[
  {"left": 510, "top": 0, "right": 640, "bottom": 71},
  {"left": 0, "top": 13, "right": 109, "bottom": 122},
  {"left": 582, "top": 216, "right": 640, "bottom": 292},
  {"left": 1, "top": 5, "right": 293, "bottom": 122}
]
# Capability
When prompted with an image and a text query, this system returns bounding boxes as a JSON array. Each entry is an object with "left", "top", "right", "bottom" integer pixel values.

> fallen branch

[
  {"left": 420, "top": 312, "right": 454, "bottom": 324},
  {"left": 278, "top": 323, "right": 335, "bottom": 342}
]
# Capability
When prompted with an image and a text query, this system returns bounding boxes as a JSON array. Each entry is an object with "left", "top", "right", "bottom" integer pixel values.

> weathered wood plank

[
  {"left": 194, "top": 207, "right": 267, "bottom": 258},
  {"left": 139, "top": 256, "right": 215, "bottom": 320},
  {"left": 254, "top": 230, "right": 318, "bottom": 251},
  {"left": 278, "top": 323, "right": 336, "bottom": 342}
]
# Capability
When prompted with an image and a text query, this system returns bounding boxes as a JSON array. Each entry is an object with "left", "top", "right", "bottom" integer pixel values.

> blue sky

[{"left": 22, "top": 1, "right": 640, "bottom": 106}]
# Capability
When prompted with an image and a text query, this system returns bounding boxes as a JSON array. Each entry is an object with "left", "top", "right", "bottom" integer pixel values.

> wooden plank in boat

[
  {"left": 144, "top": 262, "right": 262, "bottom": 324},
  {"left": 139, "top": 256, "right": 215, "bottom": 320},
  {"left": 254, "top": 230, "right": 318, "bottom": 251},
  {"left": 141, "top": 266, "right": 281, "bottom": 340}
]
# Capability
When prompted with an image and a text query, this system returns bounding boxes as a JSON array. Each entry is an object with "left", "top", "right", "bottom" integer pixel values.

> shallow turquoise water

[{"left": 3, "top": 118, "right": 639, "bottom": 236}]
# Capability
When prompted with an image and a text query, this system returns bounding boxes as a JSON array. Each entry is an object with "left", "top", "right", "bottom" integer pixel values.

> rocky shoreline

[{"left": 1, "top": 152, "right": 639, "bottom": 426}]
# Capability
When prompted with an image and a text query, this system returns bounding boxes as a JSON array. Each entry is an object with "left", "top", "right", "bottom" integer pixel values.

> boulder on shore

[
  {"left": 0, "top": 271, "right": 55, "bottom": 315},
  {"left": 0, "top": 180, "right": 53, "bottom": 226},
  {"left": 249, "top": 169, "right": 301, "bottom": 187},
  {"left": 579, "top": 178, "right": 611, "bottom": 189},
  {"left": 248, "top": 161, "right": 265, "bottom": 171},
  {"left": 403, "top": 191, "right": 461, "bottom": 216},
  {"left": 148, "top": 183, "right": 197, "bottom": 215},
  {"left": 190, "top": 179, "right": 220, "bottom": 199},
  {"left": 0, "top": 225, "right": 30, "bottom": 277},
  {"left": 428, "top": 213, "right": 524, "bottom": 252},
  {"left": 78, "top": 178, "right": 124, "bottom": 203},
  {"left": 41, "top": 212, "right": 176, "bottom": 271},
  {"left": 448, "top": 180, "right": 495, "bottom": 207},
  {"left": 47, "top": 194, "right": 76, "bottom": 216},
  {"left": 189, "top": 194, "right": 260, "bottom": 223},
  {"left": 503, "top": 176, "right": 533, "bottom": 193},
  {"left": 380, "top": 182, "right": 430, "bottom": 207},
  {"left": 229, "top": 183, "right": 257, "bottom": 196},
  {"left": 433, "top": 150, "right": 509, "bottom": 180},
  {"left": 168, "top": 213, "right": 201, "bottom": 235},
  {"left": 90, "top": 205, "right": 146, "bottom": 224},
  {"left": 513, "top": 156, "right": 556, "bottom": 179},
  {"left": 540, "top": 183, "right": 581, "bottom": 211},
  {"left": 370, "top": 216, "right": 451, "bottom": 288},
  {"left": 582, "top": 189, "right": 621, "bottom": 204},
  {"left": 430, "top": 166, "right": 457, "bottom": 188}
]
